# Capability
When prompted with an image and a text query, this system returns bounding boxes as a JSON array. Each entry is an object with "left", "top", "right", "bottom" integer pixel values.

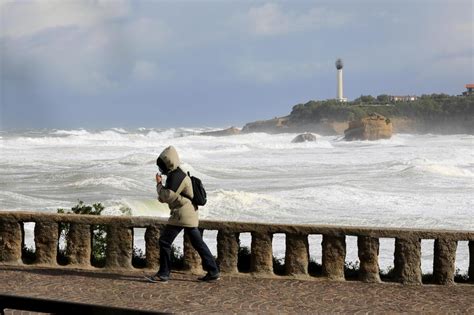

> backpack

[{"left": 186, "top": 172, "right": 207, "bottom": 206}]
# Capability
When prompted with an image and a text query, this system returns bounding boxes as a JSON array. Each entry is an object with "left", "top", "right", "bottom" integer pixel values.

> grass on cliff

[{"left": 289, "top": 94, "right": 474, "bottom": 123}]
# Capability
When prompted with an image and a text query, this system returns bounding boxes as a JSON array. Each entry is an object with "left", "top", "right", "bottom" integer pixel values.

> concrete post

[
  {"left": 183, "top": 229, "right": 203, "bottom": 274},
  {"left": 0, "top": 220, "right": 22, "bottom": 264},
  {"left": 433, "top": 238, "right": 457, "bottom": 285},
  {"left": 105, "top": 225, "right": 133, "bottom": 269},
  {"left": 285, "top": 233, "right": 309, "bottom": 276},
  {"left": 322, "top": 234, "right": 346, "bottom": 280},
  {"left": 250, "top": 231, "right": 273, "bottom": 274},
  {"left": 145, "top": 225, "right": 160, "bottom": 270},
  {"left": 66, "top": 223, "right": 91, "bottom": 267},
  {"left": 358, "top": 236, "right": 381, "bottom": 283},
  {"left": 394, "top": 237, "right": 422, "bottom": 284},
  {"left": 217, "top": 230, "right": 239, "bottom": 274},
  {"left": 34, "top": 221, "right": 59, "bottom": 265}
]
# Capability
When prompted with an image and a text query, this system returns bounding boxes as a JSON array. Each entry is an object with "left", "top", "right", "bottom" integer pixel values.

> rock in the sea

[
  {"left": 344, "top": 113, "right": 392, "bottom": 141},
  {"left": 242, "top": 116, "right": 289, "bottom": 133},
  {"left": 291, "top": 133, "right": 317, "bottom": 143},
  {"left": 200, "top": 127, "right": 241, "bottom": 137}
]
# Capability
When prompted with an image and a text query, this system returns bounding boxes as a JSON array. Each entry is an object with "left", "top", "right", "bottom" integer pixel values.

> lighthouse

[{"left": 335, "top": 58, "right": 347, "bottom": 102}]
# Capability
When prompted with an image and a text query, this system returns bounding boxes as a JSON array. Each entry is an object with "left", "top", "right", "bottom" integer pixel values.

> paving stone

[{"left": 0, "top": 265, "right": 473, "bottom": 314}]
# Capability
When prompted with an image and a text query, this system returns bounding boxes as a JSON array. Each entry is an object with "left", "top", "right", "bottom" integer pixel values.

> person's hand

[{"left": 155, "top": 173, "right": 162, "bottom": 184}]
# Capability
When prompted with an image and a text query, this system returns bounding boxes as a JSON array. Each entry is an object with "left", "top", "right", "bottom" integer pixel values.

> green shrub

[
  {"left": 132, "top": 247, "right": 147, "bottom": 268},
  {"left": 21, "top": 246, "right": 36, "bottom": 264},
  {"left": 58, "top": 201, "right": 106, "bottom": 267},
  {"left": 344, "top": 261, "right": 360, "bottom": 280},
  {"left": 237, "top": 246, "right": 251, "bottom": 273},
  {"left": 308, "top": 259, "right": 322, "bottom": 276}
]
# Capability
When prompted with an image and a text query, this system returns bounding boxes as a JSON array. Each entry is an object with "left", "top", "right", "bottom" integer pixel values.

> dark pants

[{"left": 157, "top": 225, "right": 219, "bottom": 278}]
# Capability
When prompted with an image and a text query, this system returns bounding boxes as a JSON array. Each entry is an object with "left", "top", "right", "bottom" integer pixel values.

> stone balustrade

[{"left": 1, "top": 211, "right": 473, "bottom": 285}]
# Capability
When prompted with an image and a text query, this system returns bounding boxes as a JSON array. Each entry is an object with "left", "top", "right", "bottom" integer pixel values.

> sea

[{"left": 0, "top": 128, "right": 472, "bottom": 274}]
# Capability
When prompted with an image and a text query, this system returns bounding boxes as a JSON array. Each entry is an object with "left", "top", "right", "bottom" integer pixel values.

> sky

[{"left": 0, "top": 0, "right": 473, "bottom": 129}]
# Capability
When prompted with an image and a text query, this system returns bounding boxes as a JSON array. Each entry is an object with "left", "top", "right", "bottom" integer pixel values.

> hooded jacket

[{"left": 156, "top": 146, "right": 198, "bottom": 228}]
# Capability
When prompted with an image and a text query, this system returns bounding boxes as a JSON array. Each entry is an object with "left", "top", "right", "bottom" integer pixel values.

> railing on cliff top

[{"left": 0, "top": 211, "right": 473, "bottom": 285}]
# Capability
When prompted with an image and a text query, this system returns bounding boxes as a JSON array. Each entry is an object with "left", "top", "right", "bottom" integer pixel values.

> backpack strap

[
  {"left": 179, "top": 171, "right": 195, "bottom": 205},
  {"left": 165, "top": 168, "right": 186, "bottom": 192}
]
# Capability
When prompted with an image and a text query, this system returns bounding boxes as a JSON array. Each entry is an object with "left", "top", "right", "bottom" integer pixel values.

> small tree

[
  {"left": 58, "top": 201, "right": 106, "bottom": 266},
  {"left": 376, "top": 94, "right": 390, "bottom": 103},
  {"left": 354, "top": 95, "right": 375, "bottom": 104}
]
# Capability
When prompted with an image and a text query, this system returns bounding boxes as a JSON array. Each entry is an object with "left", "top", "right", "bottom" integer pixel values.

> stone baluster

[
  {"left": 322, "top": 234, "right": 346, "bottom": 280},
  {"left": 285, "top": 233, "right": 309, "bottom": 276},
  {"left": 217, "top": 230, "right": 239, "bottom": 273},
  {"left": 105, "top": 224, "right": 133, "bottom": 269},
  {"left": 357, "top": 236, "right": 381, "bottom": 283},
  {"left": 34, "top": 220, "right": 59, "bottom": 265},
  {"left": 66, "top": 223, "right": 91, "bottom": 267},
  {"left": 0, "top": 219, "right": 22, "bottom": 264},
  {"left": 183, "top": 229, "right": 203, "bottom": 274},
  {"left": 145, "top": 225, "right": 160, "bottom": 270},
  {"left": 433, "top": 238, "right": 457, "bottom": 285},
  {"left": 394, "top": 237, "right": 422, "bottom": 284},
  {"left": 468, "top": 241, "right": 473, "bottom": 283},
  {"left": 250, "top": 231, "right": 273, "bottom": 274}
]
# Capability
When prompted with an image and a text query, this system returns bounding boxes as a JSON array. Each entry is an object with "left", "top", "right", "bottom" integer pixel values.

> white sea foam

[
  {"left": 111, "top": 128, "right": 128, "bottom": 134},
  {"left": 121, "top": 199, "right": 170, "bottom": 217},
  {"left": 417, "top": 164, "right": 473, "bottom": 177},
  {"left": 67, "top": 176, "right": 142, "bottom": 190},
  {"left": 51, "top": 129, "right": 90, "bottom": 136},
  {"left": 119, "top": 153, "right": 156, "bottom": 166}
]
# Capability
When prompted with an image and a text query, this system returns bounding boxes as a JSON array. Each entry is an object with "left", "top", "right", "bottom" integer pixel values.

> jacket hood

[{"left": 157, "top": 146, "right": 180, "bottom": 174}]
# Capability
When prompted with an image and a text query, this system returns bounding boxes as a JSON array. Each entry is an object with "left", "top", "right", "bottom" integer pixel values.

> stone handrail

[{"left": 0, "top": 211, "right": 473, "bottom": 285}]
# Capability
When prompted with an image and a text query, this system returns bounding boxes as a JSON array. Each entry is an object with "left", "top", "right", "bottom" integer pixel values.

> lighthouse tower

[{"left": 335, "top": 58, "right": 347, "bottom": 102}]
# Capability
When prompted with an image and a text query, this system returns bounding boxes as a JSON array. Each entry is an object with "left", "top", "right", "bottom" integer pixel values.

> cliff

[
  {"left": 242, "top": 116, "right": 473, "bottom": 135},
  {"left": 200, "top": 127, "right": 241, "bottom": 136},
  {"left": 242, "top": 95, "right": 474, "bottom": 135},
  {"left": 344, "top": 113, "right": 392, "bottom": 141},
  {"left": 242, "top": 116, "right": 348, "bottom": 135}
]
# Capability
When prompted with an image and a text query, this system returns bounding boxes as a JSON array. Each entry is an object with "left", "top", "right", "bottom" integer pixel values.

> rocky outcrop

[
  {"left": 200, "top": 127, "right": 241, "bottom": 137},
  {"left": 242, "top": 115, "right": 473, "bottom": 136},
  {"left": 242, "top": 117, "right": 290, "bottom": 133},
  {"left": 242, "top": 116, "right": 346, "bottom": 135},
  {"left": 344, "top": 113, "right": 392, "bottom": 141},
  {"left": 390, "top": 117, "right": 474, "bottom": 134},
  {"left": 291, "top": 133, "right": 317, "bottom": 143}
]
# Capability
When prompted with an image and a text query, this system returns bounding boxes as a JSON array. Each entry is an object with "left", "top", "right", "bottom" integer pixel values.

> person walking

[{"left": 145, "top": 146, "right": 220, "bottom": 283}]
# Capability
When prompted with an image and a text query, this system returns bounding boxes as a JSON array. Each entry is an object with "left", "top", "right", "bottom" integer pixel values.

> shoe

[
  {"left": 198, "top": 273, "right": 220, "bottom": 282},
  {"left": 144, "top": 274, "right": 169, "bottom": 283}
]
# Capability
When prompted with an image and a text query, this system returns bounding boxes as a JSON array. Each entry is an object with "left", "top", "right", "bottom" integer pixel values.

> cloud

[
  {"left": 244, "top": 3, "right": 351, "bottom": 36},
  {"left": 124, "top": 18, "right": 170, "bottom": 53},
  {"left": 236, "top": 59, "right": 325, "bottom": 83},
  {"left": 1, "top": 3, "right": 171, "bottom": 95},
  {"left": 0, "top": 0, "right": 130, "bottom": 38},
  {"left": 131, "top": 60, "right": 158, "bottom": 81}
]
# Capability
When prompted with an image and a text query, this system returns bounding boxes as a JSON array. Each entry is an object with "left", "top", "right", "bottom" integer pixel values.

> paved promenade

[{"left": 1, "top": 265, "right": 473, "bottom": 314}]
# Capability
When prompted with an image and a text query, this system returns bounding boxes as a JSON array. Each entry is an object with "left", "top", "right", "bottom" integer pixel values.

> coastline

[{"left": 240, "top": 116, "right": 474, "bottom": 135}]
